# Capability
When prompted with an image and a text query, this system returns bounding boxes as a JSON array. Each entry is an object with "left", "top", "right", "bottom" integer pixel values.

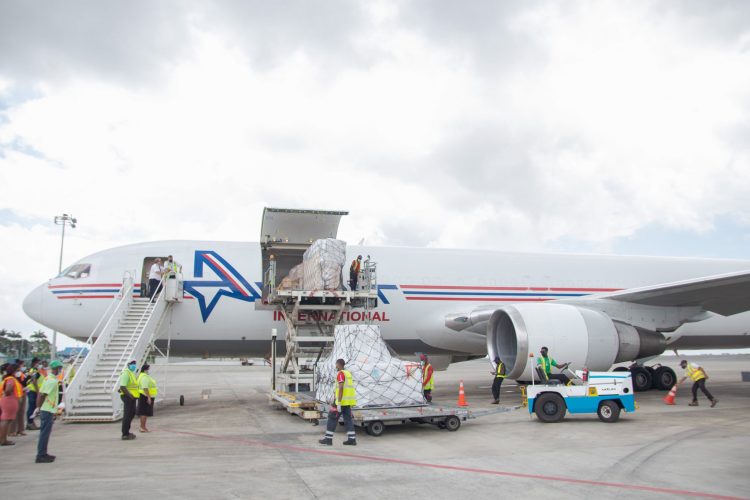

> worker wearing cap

[
  {"left": 349, "top": 255, "right": 362, "bottom": 291},
  {"left": 118, "top": 360, "right": 140, "bottom": 440},
  {"left": 537, "top": 347, "right": 570, "bottom": 385},
  {"left": 421, "top": 355, "right": 434, "bottom": 403},
  {"left": 136, "top": 364, "right": 158, "bottom": 432},
  {"left": 678, "top": 360, "right": 718, "bottom": 407},
  {"left": 490, "top": 357, "right": 506, "bottom": 404},
  {"left": 32, "top": 359, "right": 63, "bottom": 463},
  {"left": 319, "top": 359, "right": 357, "bottom": 446}
]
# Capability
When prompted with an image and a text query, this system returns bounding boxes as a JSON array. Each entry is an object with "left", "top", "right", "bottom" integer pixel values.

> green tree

[
  {"left": 0, "top": 328, "right": 9, "bottom": 354},
  {"left": 31, "top": 329, "right": 50, "bottom": 358}
]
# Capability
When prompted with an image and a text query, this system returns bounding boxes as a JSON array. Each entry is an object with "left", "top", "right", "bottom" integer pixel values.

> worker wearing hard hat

[
  {"left": 678, "top": 359, "right": 718, "bottom": 407},
  {"left": 32, "top": 359, "right": 64, "bottom": 463},
  {"left": 537, "top": 347, "right": 570, "bottom": 385},
  {"left": 319, "top": 359, "right": 357, "bottom": 446},
  {"left": 421, "top": 355, "right": 434, "bottom": 403},
  {"left": 490, "top": 357, "right": 506, "bottom": 404},
  {"left": 119, "top": 360, "right": 140, "bottom": 440},
  {"left": 349, "top": 255, "right": 362, "bottom": 291}
]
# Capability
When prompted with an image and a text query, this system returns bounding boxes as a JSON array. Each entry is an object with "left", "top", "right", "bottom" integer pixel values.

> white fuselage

[{"left": 22, "top": 241, "right": 750, "bottom": 358}]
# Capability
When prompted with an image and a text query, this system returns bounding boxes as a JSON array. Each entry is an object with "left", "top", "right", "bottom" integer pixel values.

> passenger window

[{"left": 58, "top": 263, "right": 92, "bottom": 279}]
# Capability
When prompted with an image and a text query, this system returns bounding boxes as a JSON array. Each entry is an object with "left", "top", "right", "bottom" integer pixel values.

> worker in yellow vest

[
  {"left": 118, "top": 360, "right": 140, "bottom": 440},
  {"left": 136, "top": 364, "right": 158, "bottom": 432},
  {"left": 420, "top": 355, "right": 434, "bottom": 403},
  {"left": 32, "top": 359, "right": 64, "bottom": 463},
  {"left": 319, "top": 359, "right": 357, "bottom": 446},
  {"left": 490, "top": 357, "right": 506, "bottom": 404},
  {"left": 678, "top": 360, "right": 717, "bottom": 407},
  {"left": 25, "top": 357, "right": 42, "bottom": 430}
]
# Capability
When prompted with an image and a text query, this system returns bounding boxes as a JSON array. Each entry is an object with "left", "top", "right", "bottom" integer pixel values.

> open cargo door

[{"left": 259, "top": 208, "right": 348, "bottom": 302}]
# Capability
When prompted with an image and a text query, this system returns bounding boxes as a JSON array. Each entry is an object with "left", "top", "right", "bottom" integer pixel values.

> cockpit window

[{"left": 57, "top": 263, "right": 91, "bottom": 279}]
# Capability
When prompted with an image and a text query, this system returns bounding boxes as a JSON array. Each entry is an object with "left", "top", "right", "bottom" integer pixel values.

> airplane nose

[{"left": 23, "top": 284, "right": 45, "bottom": 324}]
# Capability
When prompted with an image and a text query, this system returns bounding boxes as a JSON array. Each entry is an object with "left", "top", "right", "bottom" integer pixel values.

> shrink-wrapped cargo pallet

[
  {"left": 302, "top": 238, "right": 346, "bottom": 290},
  {"left": 316, "top": 325, "right": 425, "bottom": 408}
]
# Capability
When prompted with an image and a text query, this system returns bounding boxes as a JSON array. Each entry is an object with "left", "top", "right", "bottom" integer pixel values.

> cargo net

[{"left": 315, "top": 324, "right": 425, "bottom": 408}]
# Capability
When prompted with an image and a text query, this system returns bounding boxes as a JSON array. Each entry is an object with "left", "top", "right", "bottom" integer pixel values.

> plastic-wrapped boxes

[
  {"left": 316, "top": 325, "right": 425, "bottom": 408},
  {"left": 302, "top": 238, "right": 346, "bottom": 290}
]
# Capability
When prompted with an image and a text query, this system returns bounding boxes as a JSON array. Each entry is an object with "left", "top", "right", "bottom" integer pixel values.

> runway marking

[{"left": 159, "top": 428, "right": 746, "bottom": 500}]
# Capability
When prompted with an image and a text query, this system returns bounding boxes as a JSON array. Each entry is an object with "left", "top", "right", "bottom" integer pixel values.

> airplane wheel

[
  {"left": 630, "top": 366, "right": 652, "bottom": 392},
  {"left": 653, "top": 366, "right": 677, "bottom": 390},
  {"left": 597, "top": 400, "right": 621, "bottom": 423},
  {"left": 535, "top": 393, "right": 566, "bottom": 423}
]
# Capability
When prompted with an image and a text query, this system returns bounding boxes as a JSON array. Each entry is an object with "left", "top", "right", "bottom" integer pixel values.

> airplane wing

[{"left": 599, "top": 269, "right": 750, "bottom": 316}]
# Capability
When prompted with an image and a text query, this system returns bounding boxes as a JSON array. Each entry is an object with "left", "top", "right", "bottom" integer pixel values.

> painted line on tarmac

[{"left": 159, "top": 428, "right": 745, "bottom": 500}]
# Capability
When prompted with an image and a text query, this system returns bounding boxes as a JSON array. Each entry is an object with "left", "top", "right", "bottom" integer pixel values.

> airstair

[
  {"left": 258, "top": 208, "right": 378, "bottom": 404},
  {"left": 63, "top": 274, "right": 182, "bottom": 422}
]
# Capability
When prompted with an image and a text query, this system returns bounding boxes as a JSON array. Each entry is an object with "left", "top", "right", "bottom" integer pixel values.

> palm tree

[
  {"left": 6, "top": 330, "right": 23, "bottom": 358},
  {"left": 31, "top": 329, "right": 50, "bottom": 358}
]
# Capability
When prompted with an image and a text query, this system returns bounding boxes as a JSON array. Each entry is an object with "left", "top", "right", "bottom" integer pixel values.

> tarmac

[{"left": 1, "top": 355, "right": 749, "bottom": 500}]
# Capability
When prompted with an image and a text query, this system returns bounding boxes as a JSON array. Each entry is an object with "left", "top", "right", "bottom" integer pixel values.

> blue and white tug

[{"left": 527, "top": 370, "right": 636, "bottom": 423}]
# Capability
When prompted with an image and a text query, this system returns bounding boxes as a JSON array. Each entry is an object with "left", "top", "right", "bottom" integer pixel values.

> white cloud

[{"left": 1, "top": 1, "right": 749, "bottom": 341}]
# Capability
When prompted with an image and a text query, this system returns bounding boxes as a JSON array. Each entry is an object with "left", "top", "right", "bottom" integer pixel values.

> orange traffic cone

[
  {"left": 663, "top": 384, "right": 677, "bottom": 405},
  {"left": 457, "top": 380, "right": 469, "bottom": 407}
]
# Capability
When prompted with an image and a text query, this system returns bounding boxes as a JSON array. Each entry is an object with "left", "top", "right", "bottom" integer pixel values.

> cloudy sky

[{"left": 1, "top": 1, "right": 749, "bottom": 346}]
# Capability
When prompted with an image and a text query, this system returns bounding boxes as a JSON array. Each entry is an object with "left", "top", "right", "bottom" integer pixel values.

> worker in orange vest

[
  {"left": 1, "top": 363, "right": 23, "bottom": 446},
  {"left": 421, "top": 355, "right": 434, "bottom": 403},
  {"left": 349, "top": 255, "right": 362, "bottom": 291}
]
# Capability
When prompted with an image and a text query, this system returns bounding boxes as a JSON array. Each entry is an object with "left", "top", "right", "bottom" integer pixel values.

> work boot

[
  {"left": 343, "top": 439, "right": 357, "bottom": 446},
  {"left": 122, "top": 434, "right": 137, "bottom": 440},
  {"left": 26, "top": 423, "right": 39, "bottom": 430},
  {"left": 318, "top": 437, "right": 333, "bottom": 446},
  {"left": 491, "top": 400, "right": 499, "bottom": 405},
  {"left": 35, "top": 455, "right": 54, "bottom": 463},
  {"left": 44, "top": 454, "right": 56, "bottom": 460},
  {"left": 688, "top": 401, "right": 699, "bottom": 406},
  {"left": 710, "top": 399, "right": 718, "bottom": 408}
]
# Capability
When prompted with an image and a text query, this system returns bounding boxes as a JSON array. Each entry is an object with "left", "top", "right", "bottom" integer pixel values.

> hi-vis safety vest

[
  {"left": 27, "top": 368, "right": 39, "bottom": 392},
  {"left": 2, "top": 376, "right": 23, "bottom": 398},
  {"left": 686, "top": 363, "right": 706, "bottom": 382},
  {"left": 119, "top": 370, "right": 140, "bottom": 398},
  {"left": 422, "top": 363, "right": 434, "bottom": 390},
  {"left": 495, "top": 362, "right": 506, "bottom": 379},
  {"left": 336, "top": 370, "right": 357, "bottom": 407},
  {"left": 350, "top": 260, "right": 361, "bottom": 275},
  {"left": 537, "top": 357, "right": 553, "bottom": 378},
  {"left": 138, "top": 373, "right": 158, "bottom": 397}
]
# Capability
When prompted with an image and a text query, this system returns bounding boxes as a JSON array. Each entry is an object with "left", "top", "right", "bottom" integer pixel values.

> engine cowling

[{"left": 486, "top": 303, "right": 666, "bottom": 379}]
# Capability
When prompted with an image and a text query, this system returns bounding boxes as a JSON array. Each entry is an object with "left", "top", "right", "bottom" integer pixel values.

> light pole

[{"left": 53, "top": 213, "right": 77, "bottom": 360}]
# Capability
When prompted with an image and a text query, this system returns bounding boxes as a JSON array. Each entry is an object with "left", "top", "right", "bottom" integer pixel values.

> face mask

[
  {"left": 128, "top": 364, "right": 136, "bottom": 372},
  {"left": 15, "top": 371, "right": 21, "bottom": 377}
]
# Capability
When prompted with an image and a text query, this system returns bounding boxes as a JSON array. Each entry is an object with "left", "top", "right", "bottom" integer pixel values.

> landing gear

[
  {"left": 629, "top": 366, "right": 653, "bottom": 392},
  {"left": 621, "top": 364, "right": 676, "bottom": 391},
  {"left": 652, "top": 366, "right": 677, "bottom": 390}
]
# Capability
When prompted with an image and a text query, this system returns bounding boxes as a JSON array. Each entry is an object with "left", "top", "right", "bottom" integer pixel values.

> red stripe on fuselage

[
  {"left": 203, "top": 254, "right": 249, "bottom": 297},
  {"left": 399, "top": 285, "right": 621, "bottom": 292}
]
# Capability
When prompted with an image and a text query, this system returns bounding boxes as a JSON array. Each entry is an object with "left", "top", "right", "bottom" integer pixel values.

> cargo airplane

[{"left": 22, "top": 209, "right": 750, "bottom": 392}]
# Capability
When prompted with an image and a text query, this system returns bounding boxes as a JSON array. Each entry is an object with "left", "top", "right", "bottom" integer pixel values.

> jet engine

[{"left": 486, "top": 303, "right": 666, "bottom": 379}]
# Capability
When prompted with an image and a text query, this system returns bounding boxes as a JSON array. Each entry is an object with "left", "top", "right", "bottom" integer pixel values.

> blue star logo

[{"left": 183, "top": 250, "right": 261, "bottom": 322}]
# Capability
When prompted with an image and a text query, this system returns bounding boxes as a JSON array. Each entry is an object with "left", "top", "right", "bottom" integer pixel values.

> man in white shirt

[{"left": 148, "top": 258, "right": 163, "bottom": 298}]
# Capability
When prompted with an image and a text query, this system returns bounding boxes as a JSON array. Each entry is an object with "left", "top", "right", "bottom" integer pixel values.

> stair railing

[
  {"left": 104, "top": 278, "right": 169, "bottom": 396},
  {"left": 64, "top": 276, "right": 135, "bottom": 413}
]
